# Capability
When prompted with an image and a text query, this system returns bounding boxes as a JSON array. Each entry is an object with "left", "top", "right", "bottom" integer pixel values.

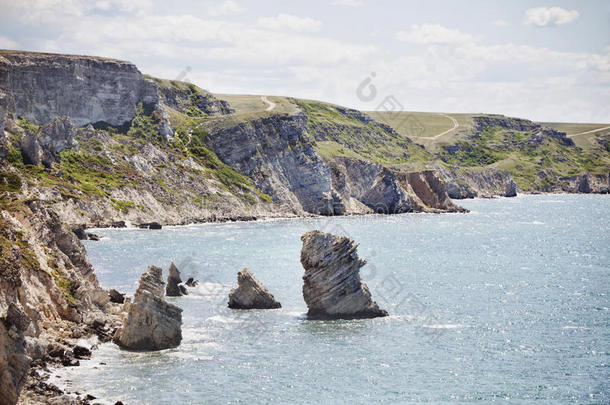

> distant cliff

[{"left": 0, "top": 50, "right": 158, "bottom": 128}]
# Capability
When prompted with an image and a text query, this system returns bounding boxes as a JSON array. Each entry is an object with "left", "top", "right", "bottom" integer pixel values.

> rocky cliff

[
  {"left": 0, "top": 179, "right": 119, "bottom": 404},
  {"left": 436, "top": 166, "right": 518, "bottom": 199},
  {"left": 0, "top": 50, "right": 157, "bottom": 128},
  {"left": 206, "top": 113, "right": 463, "bottom": 215}
]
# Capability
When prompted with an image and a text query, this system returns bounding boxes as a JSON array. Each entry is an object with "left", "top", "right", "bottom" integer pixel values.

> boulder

[
  {"left": 108, "top": 289, "right": 125, "bottom": 304},
  {"left": 185, "top": 277, "right": 198, "bottom": 287},
  {"left": 166, "top": 262, "right": 187, "bottom": 297},
  {"left": 300, "top": 230, "right": 388, "bottom": 319},
  {"left": 113, "top": 266, "right": 182, "bottom": 350},
  {"left": 228, "top": 269, "right": 281, "bottom": 309}
]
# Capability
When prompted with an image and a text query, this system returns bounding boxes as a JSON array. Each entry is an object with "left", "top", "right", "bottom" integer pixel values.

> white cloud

[
  {"left": 396, "top": 24, "right": 474, "bottom": 45},
  {"left": 0, "top": 37, "right": 19, "bottom": 49},
  {"left": 93, "top": 0, "right": 151, "bottom": 14},
  {"left": 524, "top": 7, "right": 579, "bottom": 27},
  {"left": 258, "top": 13, "right": 323, "bottom": 33},
  {"left": 207, "top": 0, "right": 244, "bottom": 17},
  {"left": 330, "top": 0, "right": 364, "bottom": 6},
  {"left": 492, "top": 19, "right": 510, "bottom": 27}
]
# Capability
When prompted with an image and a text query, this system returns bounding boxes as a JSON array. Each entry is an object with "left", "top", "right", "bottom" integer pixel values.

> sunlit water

[{"left": 55, "top": 195, "right": 609, "bottom": 404}]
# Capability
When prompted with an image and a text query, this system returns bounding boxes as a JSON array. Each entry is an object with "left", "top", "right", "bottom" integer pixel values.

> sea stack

[
  {"left": 113, "top": 266, "right": 182, "bottom": 350},
  {"left": 228, "top": 268, "right": 281, "bottom": 309},
  {"left": 166, "top": 262, "right": 187, "bottom": 296},
  {"left": 300, "top": 230, "right": 388, "bottom": 319}
]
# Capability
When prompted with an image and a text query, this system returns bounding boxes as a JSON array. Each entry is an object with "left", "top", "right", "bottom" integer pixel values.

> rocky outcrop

[
  {"left": 328, "top": 157, "right": 412, "bottom": 215},
  {"left": 328, "top": 157, "right": 465, "bottom": 214},
  {"left": 207, "top": 113, "right": 335, "bottom": 215},
  {"left": 227, "top": 269, "right": 281, "bottom": 309},
  {"left": 158, "top": 83, "right": 233, "bottom": 116},
  {"left": 437, "top": 166, "right": 518, "bottom": 198},
  {"left": 0, "top": 187, "right": 117, "bottom": 404},
  {"left": 396, "top": 170, "right": 468, "bottom": 212},
  {"left": 19, "top": 116, "right": 78, "bottom": 167},
  {"left": 166, "top": 262, "right": 187, "bottom": 297},
  {"left": 551, "top": 173, "right": 609, "bottom": 194},
  {"left": 0, "top": 304, "right": 31, "bottom": 405},
  {"left": 0, "top": 50, "right": 158, "bottom": 127},
  {"left": 113, "top": 266, "right": 182, "bottom": 350},
  {"left": 300, "top": 231, "right": 388, "bottom": 319}
]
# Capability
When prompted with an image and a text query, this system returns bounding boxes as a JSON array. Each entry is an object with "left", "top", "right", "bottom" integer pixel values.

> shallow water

[{"left": 56, "top": 195, "right": 609, "bottom": 404}]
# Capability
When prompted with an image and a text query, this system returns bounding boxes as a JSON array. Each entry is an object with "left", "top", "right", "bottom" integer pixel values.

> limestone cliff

[
  {"left": 206, "top": 114, "right": 463, "bottom": 216},
  {"left": 0, "top": 176, "right": 118, "bottom": 404},
  {"left": 436, "top": 166, "right": 518, "bottom": 199},
  {"left": 206, "top": 113, "right": 335, "bottom": 215},
  {"left": 0, "top": 50, "right": 158, "bottom": 128}
]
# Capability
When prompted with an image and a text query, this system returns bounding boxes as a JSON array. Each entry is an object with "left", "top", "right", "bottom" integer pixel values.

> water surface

[{"left": 58, "top": 195, "right": 609, "bottom": 403}]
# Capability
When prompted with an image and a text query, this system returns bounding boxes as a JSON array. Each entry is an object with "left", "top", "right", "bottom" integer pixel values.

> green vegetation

[
  {"left": 293, "top": 99, "right": 431, "bottom": 168},
  {"left": 0, "top": 171, "right": 22, "bottom": 193},
  {"left": 111, "top": 198, "right": 136, "bottom": 212},
  {"left": 127, "top": 102, "right": 162, "bottom": 142},
  {"left": 16, "top": 117, "right": 40, "bottom": 132}
]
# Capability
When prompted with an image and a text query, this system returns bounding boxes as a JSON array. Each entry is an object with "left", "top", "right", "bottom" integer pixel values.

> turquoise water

[{"left": 58, "top": 195, "right": 609, "bottom": 404}]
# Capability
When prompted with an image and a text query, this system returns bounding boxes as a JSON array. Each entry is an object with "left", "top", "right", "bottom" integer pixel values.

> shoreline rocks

[
  {"left": 300, "top": 231, "right": 388, "bottom": 320},
  {"left": 228, "top": 269, "right": 281, "bottom": 309},
  {"left": 113, "top": 266, "right": 182, "bottom": 351},
  {"left": 166, "top": 262, "right": 187, "bottom": 297}
]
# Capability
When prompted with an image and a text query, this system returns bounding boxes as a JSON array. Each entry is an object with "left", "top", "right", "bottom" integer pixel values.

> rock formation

[
  {"left": 0, "top": 304, "right": 31, "bottom": 405},
  {"left": 437, "top": 166, "right": 518, "bottom": 199},
  {"left": 0, "top": 50, "right": 158, "bottom": 127},
  {"left": 228, "top": 269, "right": 281, "bottom": 309},
  {"left": 108, "top": 289, "right": 125, "bottom": 304},
  {"left": 166, "top": 262, "right": 187, "bottom": 297},
  {"left": 113, "top": 266, "right": 182, "bottom": 350},
  {"left": 397, "top": 170, "right": 468, "bottom": 213},
  {"left": 300, "top": 231, "right": 388, "bottom": 319}
]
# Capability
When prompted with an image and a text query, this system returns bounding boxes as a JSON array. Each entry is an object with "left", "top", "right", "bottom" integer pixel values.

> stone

[
  {"left": 72, "top": 345, "right": 91, "bottom": 359},
  {"left": 228, "top": 269, "right": 281, "bottom": 309},
  {"left": 0, "top": 305, "right": 31, "bottom": 405},
  {"left": 185, "top": 277, "right": 198, "bottom": 287},
  {"left": 0, "top": 50, "right": 158, "bottom": 127},
  {"left": 165, "top": 262, "right": 186, "bottom": 297},
  {"left": 300, "top": 231, "right": 388, "bottom": 319},
  {"left": 113, "top": 266, "right": 182, "bottom": 350},
  {"left": 108, "top": 289, "right": 125, "bottom": 304}
]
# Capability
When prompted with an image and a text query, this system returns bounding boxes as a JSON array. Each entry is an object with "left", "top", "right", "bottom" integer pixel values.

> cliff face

[
  {"left": 0, "top": 50, "right": 158, "bottom": 128},
  {"left": 207, "top": 113, "right": 335, "bottom": 215},
  {"left": 0, "top": 187, "right": 118, "bottom": 403},
  {"left": 207, "top": 114, "right": 463, "bottom": 215},
  {"left": 437, "top": 166, "right": 518, "bottom": 199}
]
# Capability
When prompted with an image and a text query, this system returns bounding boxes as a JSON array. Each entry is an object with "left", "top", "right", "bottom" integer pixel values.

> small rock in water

[
  {"left": 185, "top": 277, "right": 198, "bottom": 287},
  {"left": 166, "top": 262, "right": 187, "bottom": 297},
  {"left": 300, "top": 230, "right": 388, "bottom": 319},
  {"left": 113, "top": 265, "right": 183, "bottom": 350},
  {"left": 72, "top": 345, "right": 91, "bottom": 359},
  {"left": 228, "top": 268, "right": 281, "bottom": 309}
]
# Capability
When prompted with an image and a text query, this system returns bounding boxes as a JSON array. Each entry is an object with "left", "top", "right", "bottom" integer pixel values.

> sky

[{"left": 0, "top": 0, "right": 609, "bottom": 123}]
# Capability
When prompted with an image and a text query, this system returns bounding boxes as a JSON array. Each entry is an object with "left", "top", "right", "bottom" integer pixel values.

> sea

[{"left": 53, "top": 194, "right": 609, "bottom": 404}]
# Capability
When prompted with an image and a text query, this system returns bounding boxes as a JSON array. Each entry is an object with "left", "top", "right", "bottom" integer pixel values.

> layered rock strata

[{"left": 300, "top": 231, "right": 388, "bottom": 319}]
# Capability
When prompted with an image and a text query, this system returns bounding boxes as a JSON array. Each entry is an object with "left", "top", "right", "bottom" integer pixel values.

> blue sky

[{"left": 1, "top": 0, "right": 608, "bottom": 122}]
